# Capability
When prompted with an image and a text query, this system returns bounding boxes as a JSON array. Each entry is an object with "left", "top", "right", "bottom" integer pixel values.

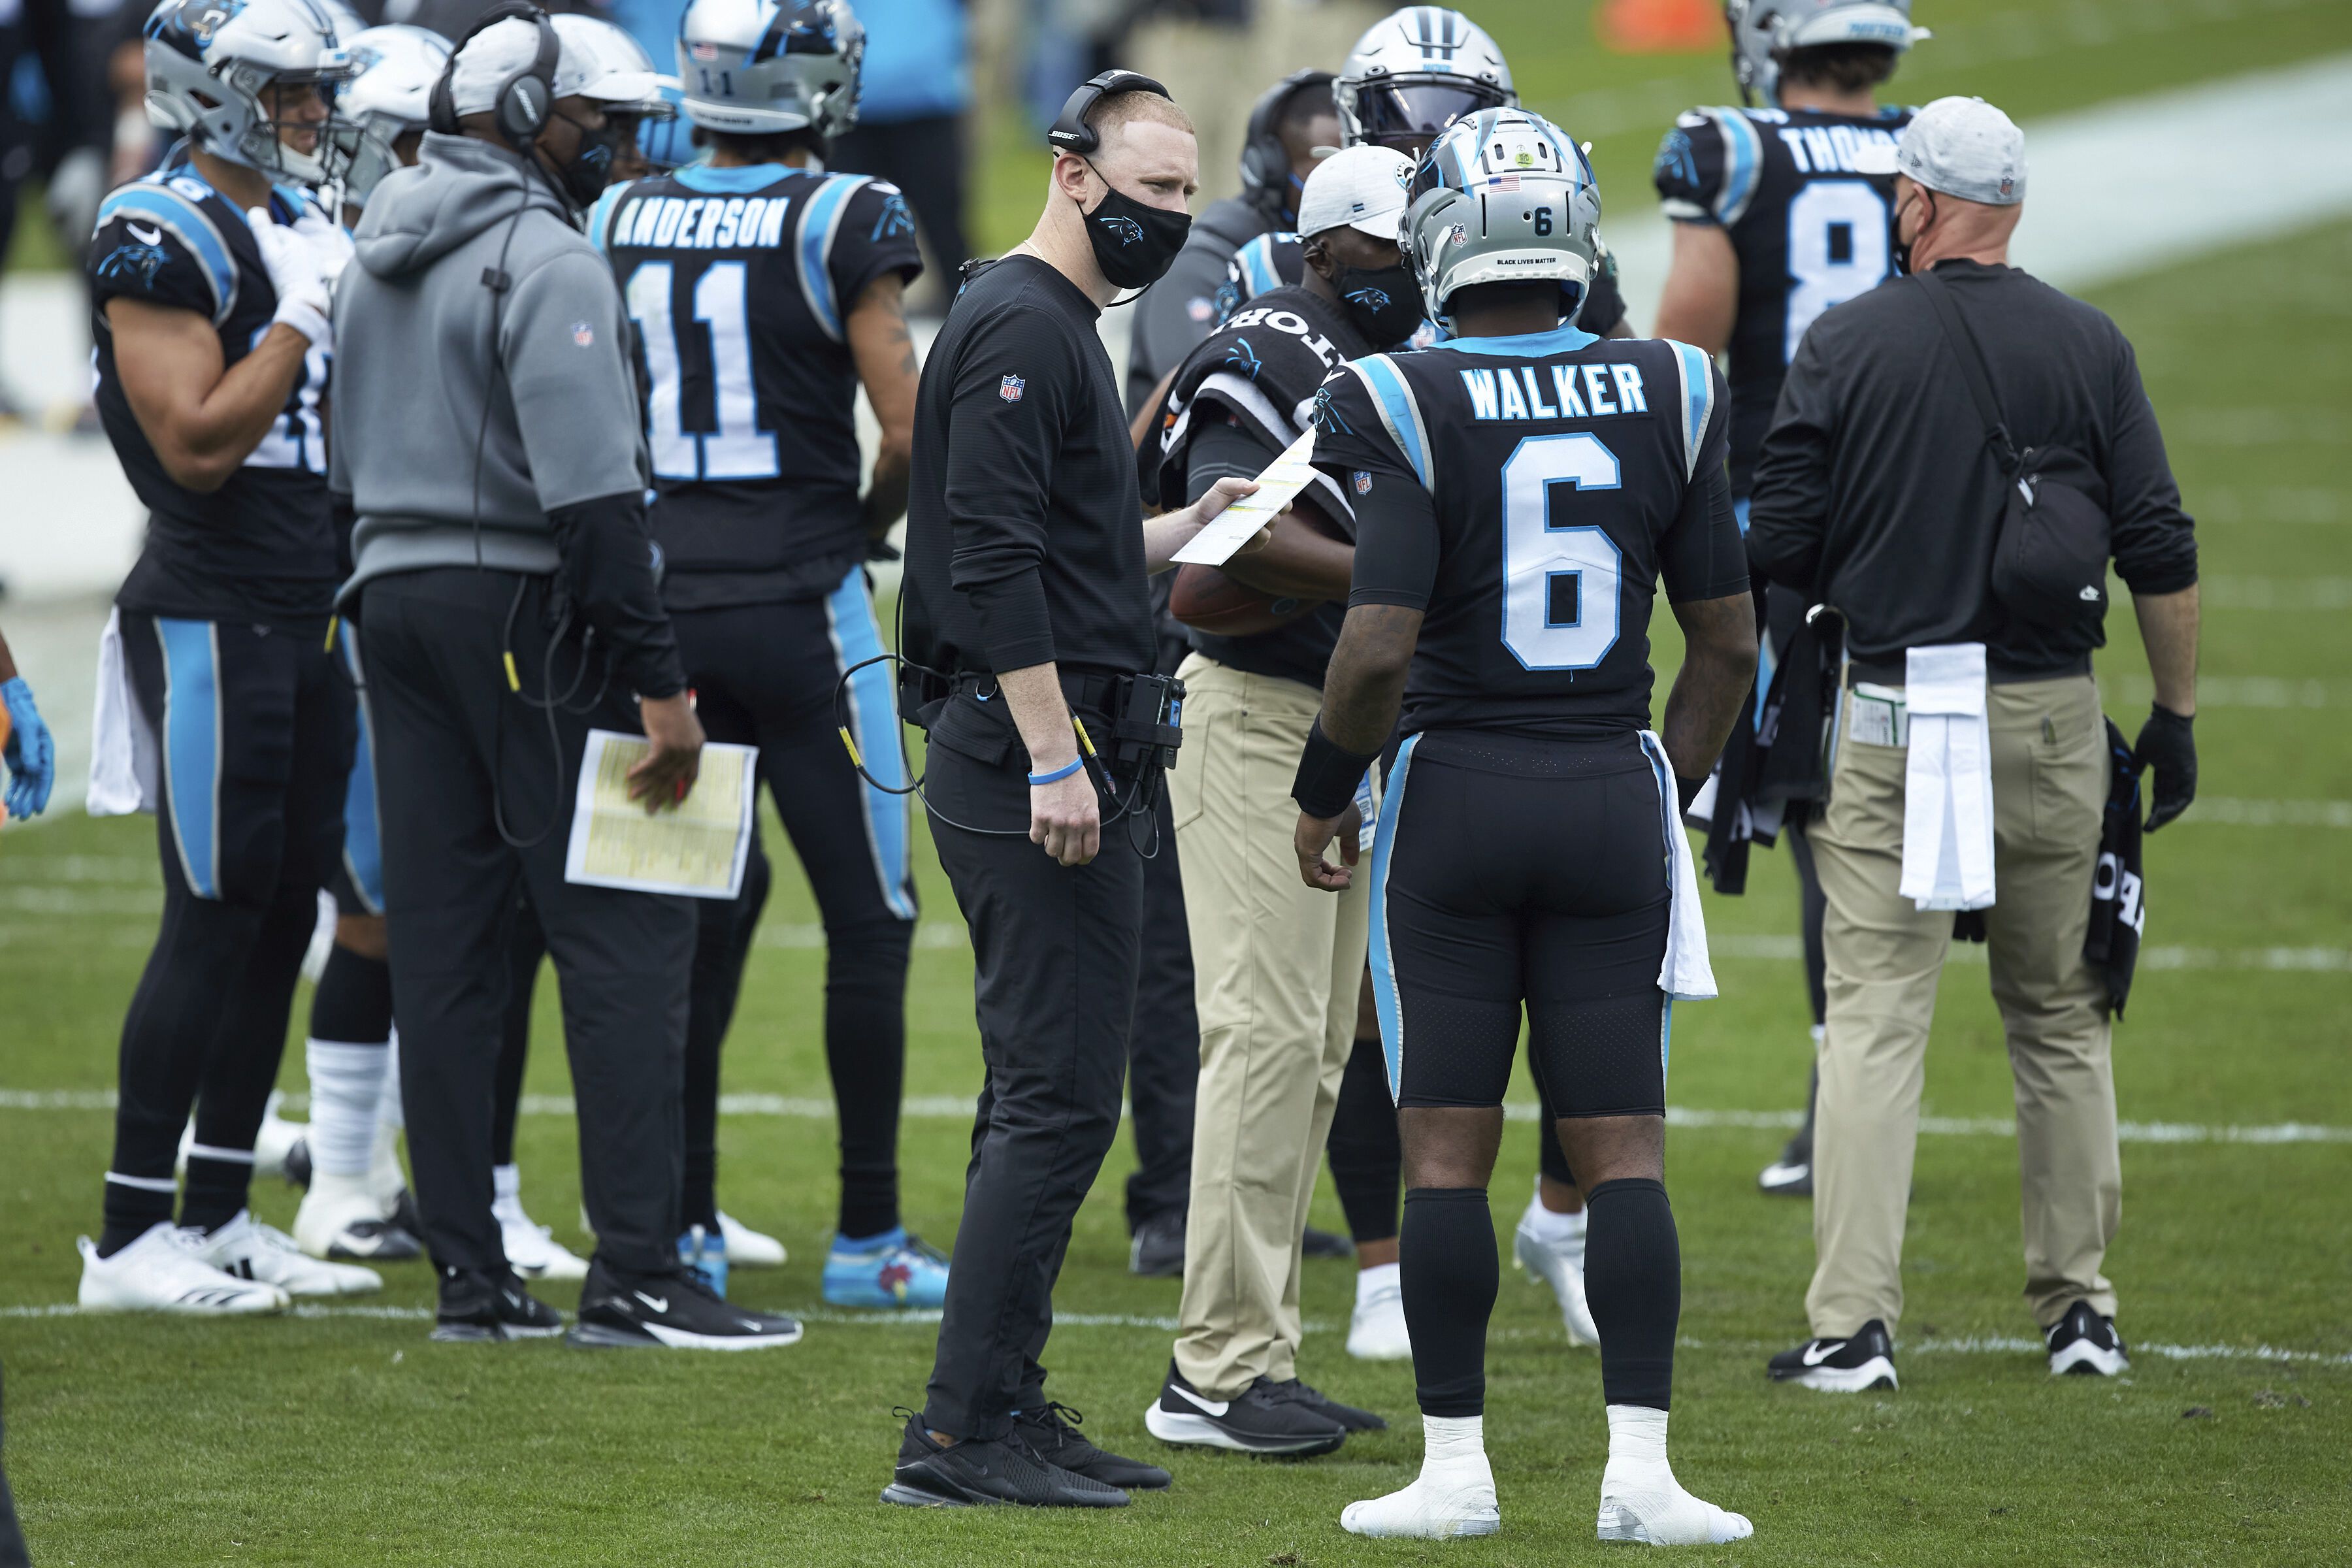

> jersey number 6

[{"left": 1501, "top": 431, "right": 1620, "bottom": 671}]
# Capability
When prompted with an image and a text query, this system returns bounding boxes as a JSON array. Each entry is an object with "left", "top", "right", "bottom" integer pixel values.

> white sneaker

[
  {"left": 294, "top": 1169, "right": 421, "bottom": 1262},
  {"left": 1347, "top": 1262, "right": 1413, "bottom": 1361},
  {"left": 1595, "top": 1405, "right": 1752, "bottom": 1546},
  {"left": 495, "top": 1169, "right": 589, "bottom": 1282},
  {"left": 1512, "top": 1185, "right": 1599, "bottom": 1347},
  {"left": 717, "top": 1209, "right": 786, "bottom": 1269},
  {"left": 77, "top": 1224, "right": 289, "bottom": 1315},
  {"left": 1343, "top": 1456, "right": 1501, "bottom": 1539},
  {"left": 191, "top": 1210, "right": 382, "bottom": 1296}
]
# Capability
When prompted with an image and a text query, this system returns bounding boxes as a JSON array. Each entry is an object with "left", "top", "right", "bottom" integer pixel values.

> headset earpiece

[
  {"left": 1045, "top": 69, "right": 1170, "bottom": 158},
  {"left": 427, "top": 1, "right": 561, "bottom": 152},
  {"left": 1237, "top": 69, "right": 1335, "bottom": 218}
]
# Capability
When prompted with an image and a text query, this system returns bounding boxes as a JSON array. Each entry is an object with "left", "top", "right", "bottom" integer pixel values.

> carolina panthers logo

[
  {"left": 96, "top": 242, "right": 171, "bottom": 289},
  {"left": 1311, "top": 382, "right": 1352, "bottom": 436},
  {"left": 1221, "top": 336, "right": 1262, "bottom": 380},
  {"left": 1211, "top": 276, "right": 1241, "bottom": 325},
  {"left": 1654, "top": 128, "right": 1697, "bottom": 191},
  {"left": 1345, "top": 286, "right": 1392, "bottom": 310},
  {"left": 870, "top": 191, "right": 914, "bottom": 242},
  {"left": 1098, "top": 214, "right": 1145, "bottom": 247}
]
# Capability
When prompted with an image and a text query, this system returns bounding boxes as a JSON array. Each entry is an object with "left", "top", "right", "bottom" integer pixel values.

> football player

[
  {"left": 588, "top": 0, "right": 944, "bottom": 1307},
  {"left": 1651, "top": 0, "right": 1925, "bottom": 1198},
  {"left": 76, "top": 0, "right": 380, "bottom": 1313},
  {"left": 1295, "top": 108, "right": 1757, "bottom": 1543},
  {"left": 552, "top": 13, "right": 678, "bottom": 184}
]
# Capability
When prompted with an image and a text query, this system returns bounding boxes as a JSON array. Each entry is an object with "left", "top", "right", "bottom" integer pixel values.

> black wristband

[
  {"left": 1676, "top": 774, "right": 1705, "bottom": 813},
  {"left": 2149, "top": 702, "right": 2193, "bottom": 730},
  {"left": 1294, "top": 717, "right": 1380, "bottom": 821}
]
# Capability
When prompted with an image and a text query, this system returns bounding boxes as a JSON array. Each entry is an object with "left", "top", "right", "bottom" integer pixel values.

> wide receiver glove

[
  {"left": 2134, "top": 704, "right": 2196, "bottom": 832},
  {"left": 246, "top": 206, "right": 333, "bottom": 352},
  {"left": 1, "top": 676, "right": 54, "bottom": 820},
  {"left": 290, "top": 204, "right": 355, "bottom": 290}
]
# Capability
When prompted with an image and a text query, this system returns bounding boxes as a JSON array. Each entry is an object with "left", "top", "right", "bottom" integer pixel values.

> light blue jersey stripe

[
  {"left": 339, "top": 636, "right": 384, "bottom": 913},
  {"left": 97, "top": 186, "right": 237, "bottom": 323},
  {"left": 1669, "top": 338, "right": 1715, "bottom": 480},
  {"left": 586, "top": 184, "right": 627, "bottom": 253},
  {"left": 1351, "top": 355, "right": 1431, "bottom": 489},
  {"left": 674, "top": 163, "right": 787, "bottom": 194},
  {"left": 1241, "top": 233, "right": 1289, "bottom": 297},
  {"left": 154, "top": 619, "right": 222, "bottom": 900},
  {"left": 1367, "top": 732, "right": 1422, "bottom": 1098},
  {"left": 796, "top": 176, "right": 862, "bottom": 341},
  {"left": 826, "top": 565, "right": 918, "bottom": 921},
  {"left": 1716, "top": 111, "right": 1763, "bottom": 224}
]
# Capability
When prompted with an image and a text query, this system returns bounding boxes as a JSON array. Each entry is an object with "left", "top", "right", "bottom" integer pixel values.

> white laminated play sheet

[{"left": 564, "top": 730, "right": 757, "bottom": 900}]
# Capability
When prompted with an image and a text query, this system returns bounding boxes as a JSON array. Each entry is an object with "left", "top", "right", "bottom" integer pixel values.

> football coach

[
  {"left": 887, "top": 71, "right": 1265, "bottom": 1508},
  {"left": 1746, "top": 97, "right": 2200, "bottom": 1392},
  {"left": 332, "top": 7, "right": 798, "bottom": 1351}
]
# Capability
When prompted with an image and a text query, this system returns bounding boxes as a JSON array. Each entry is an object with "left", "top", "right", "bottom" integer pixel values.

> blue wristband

[{"left": 1028, "top": 757, "right": 1085, "bottom": 786}]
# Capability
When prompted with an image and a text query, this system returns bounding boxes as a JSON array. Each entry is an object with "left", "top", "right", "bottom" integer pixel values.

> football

[{"left": 1168, "top": 494, "right": 1347, "bottom": 636}]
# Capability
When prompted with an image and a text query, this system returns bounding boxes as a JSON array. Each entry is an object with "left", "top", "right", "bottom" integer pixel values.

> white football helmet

[
  {"left": 676, "top": 0, "right": 864, "bottom": 140},
  {"left": 142, "top": 0, "right": 356, "bottom": 186},
  {"left": 336, "top": 24, "right": 449, "bottom": 206},
  {"left": 1403, "top": 108, "right": 1601, "bottom": 333},
  {"left": 1336, "top": 6, "right": 1514, "bottom": 154},
  {"left": 1725, "top": 0, "right": 1929, "bottom": 106}
]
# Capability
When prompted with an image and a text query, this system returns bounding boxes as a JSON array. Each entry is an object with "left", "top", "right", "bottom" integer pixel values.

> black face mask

[
  {"left": 1081, "top": 169, "right": 1192, "bottom": 292},
  {"left": 1333, "top": 261, "right": 1426, "bottom": 347},
  {"left": 1890, "top": 189, "right": 1932, "bottom": 276},
  {"left": 546, "top": 110, "right": 625, "bottom": 212}
]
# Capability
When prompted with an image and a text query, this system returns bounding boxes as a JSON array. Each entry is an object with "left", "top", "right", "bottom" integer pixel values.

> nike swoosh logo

[
  {"left": 1171, "top": 1384, "right": 1230, "bottom": 1417},
  {"left": 1801, "top": 1341, "right": 1842, "bottom": 1367},
  {"left": 633, "top": 1291, "right": 669, "bottom": 1314},
  {"left": 127, "top": 222, "right": 162, "bottom": 244}
]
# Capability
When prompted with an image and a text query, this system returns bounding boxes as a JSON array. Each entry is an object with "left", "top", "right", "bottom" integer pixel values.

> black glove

[{"left": 2133, "top": 704, "right": 2196, "bottom": 832}]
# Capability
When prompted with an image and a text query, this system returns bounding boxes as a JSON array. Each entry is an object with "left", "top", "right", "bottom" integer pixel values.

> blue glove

[{"left": 2, "top": 676, "right": 55, "bottom": 819}]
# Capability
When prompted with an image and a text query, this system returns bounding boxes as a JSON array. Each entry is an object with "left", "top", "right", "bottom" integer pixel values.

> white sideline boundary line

[
  {"left": 5, "top": 1088, "right": 2348, "bottom": 1144},
  {"left": 5, "top": 1302, "right": 2346, "bottom": 1365}
]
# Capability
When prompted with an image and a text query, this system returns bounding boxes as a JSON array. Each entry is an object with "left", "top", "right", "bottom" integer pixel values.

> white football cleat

[
  {"left": 1595, "top": 1405, "right": 1752, "bottom": 1546},
  {"left": 78, "top": 1224, "right": 289, "bottom": 1315},
  {"left": 1347, "top": 1262, "right": 1413, "bottom": 1361},
  {"left": 294, "top": 1169, "right": 421, "bottom": 1262},
  {"left": 191, "top": 1211, "right": 382, "bottom": 1296},
  {"left": 1512, "top": 1184, "right": 1599, "bottom": 1347},
  {"left": 494, "top": 1165, "right": 589, "bottom": 1282},
  {"left": 717, "top": 1209, "right": 786, "bottom": 1269},
  {"left": 1342, "top": 1458, "right": 1501, "bottom": 1539}
]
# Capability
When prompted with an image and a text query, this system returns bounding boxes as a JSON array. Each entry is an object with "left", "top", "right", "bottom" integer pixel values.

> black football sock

[
  {"left": 1584, "top": 1177, "right": 1680, "bottom": 1411},
  {"left": 1326, "top": 1035, "right": 1402, "bottom": 1245},
  {"left": 181, "top": 885, "right": 315, "bottom": 1233},
  {"left": 1401, "top": 1186, "right": 1497, "bottom": 1416},
  {"left": 828, "top": 919, "right": 913, "bottom": 1241}
]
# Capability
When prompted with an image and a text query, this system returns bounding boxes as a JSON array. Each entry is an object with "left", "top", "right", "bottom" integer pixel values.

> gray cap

[{"left": 1897, "top": 95, "right": 2026, "bottom": 206}]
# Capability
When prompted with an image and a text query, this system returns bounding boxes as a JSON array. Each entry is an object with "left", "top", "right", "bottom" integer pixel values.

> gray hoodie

[{"left": 332, "top": 133, "right": 649, "bottom": 594}]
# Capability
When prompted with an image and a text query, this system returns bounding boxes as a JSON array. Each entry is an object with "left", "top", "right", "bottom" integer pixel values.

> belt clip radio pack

[{"left": 1106, "top": 671, "right": 1184, "bottom": 784}]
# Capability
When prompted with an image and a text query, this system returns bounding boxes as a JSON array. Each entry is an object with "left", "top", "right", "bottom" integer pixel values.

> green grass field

[{"left": 7, "top": 11, "right": 2352, "bottom": 1562}]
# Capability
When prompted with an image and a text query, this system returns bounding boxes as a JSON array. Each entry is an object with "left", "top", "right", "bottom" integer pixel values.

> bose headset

[
  {"left": 1045, "top": 68, "right": 1171, "bottom": 157},
  {"left": 426, "top": 0, "right": 559, "bottom": 146},
  {"left": 1238, "top": 69, "right": 1337, "bottom": 225}
]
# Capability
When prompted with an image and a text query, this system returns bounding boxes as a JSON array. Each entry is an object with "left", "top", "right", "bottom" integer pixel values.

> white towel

[
  {"left": 87, "top": 607, "right": 158, "bottom": 817},
  {"left": 1898, "top": 643, "right": 1996, "bottom": 912},
  {"left": 1639, "top": 730, "right": 1717, "bottom": 1002}
]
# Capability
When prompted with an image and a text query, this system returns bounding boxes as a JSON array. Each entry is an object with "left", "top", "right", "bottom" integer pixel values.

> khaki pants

[
  {"left": 1170, "top": 655, "right": 1367, "bottom": 1396},
  {"left": 1808, "top": 674, "right": 2120, "bottom": 1337}
]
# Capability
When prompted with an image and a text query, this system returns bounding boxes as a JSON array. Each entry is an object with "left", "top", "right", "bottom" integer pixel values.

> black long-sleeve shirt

[
  {"left": 904, "top": 255, "right": 1152, "bottom": 681},
  {"left": 1748, "top": 259, "right": 2197, "bottom": 681}
]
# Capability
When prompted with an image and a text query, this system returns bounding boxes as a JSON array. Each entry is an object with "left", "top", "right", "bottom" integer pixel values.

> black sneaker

[
  {"left": 432, "top": 1266, "right": 564, "bottom": 1343},
  {"left": 1767, "top": 1319, "right": 1897, "bottom": 1392},
  {"left": 2046, "top": 1301, "right": 2130, "bottom": 1377},
  {"left": 566, "top": 1260, "right": 803, "bottom": 1350},
  {"left": 1129, "top": 1212, "right": 1184, "bottom": 1278},
  {"left": 1141, "top": 1360, "right": 1347, "bottom": 1456},
  {"left": 1302, "top": 1226, "right": 1355, "bottom": 1261},
  {"left": 882, "top": 1411, "right": 1129, "bottom": 1507},
  {"left": 1013, "top": 1402, "right": 1171, "bottom": 1490},
  {"left": 1271, "top": 1378, "right": 1386, "bottom": 1432}
]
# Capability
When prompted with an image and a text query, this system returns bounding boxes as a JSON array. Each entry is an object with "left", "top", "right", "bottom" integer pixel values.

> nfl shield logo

[
  {"left": 1352, "top": 470, "right": 1373, "bottom": 495},
  {"left": 571, "top": 321, "right": 595, "bottom": 348},
  {"left": 1000, "top": 374, "right": 1026, "bottom": 403}
]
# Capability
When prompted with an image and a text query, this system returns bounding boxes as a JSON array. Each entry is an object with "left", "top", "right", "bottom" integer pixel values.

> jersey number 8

[
  {"left": 1501, "top": 431, "right": 1621, "bottom": 671},
  {"left": 1784, "top": 180, "right": 1891, "bottom": 365}
]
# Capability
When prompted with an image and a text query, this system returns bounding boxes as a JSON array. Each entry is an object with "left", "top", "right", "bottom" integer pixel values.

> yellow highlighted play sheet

[{"left": 563, "top": 729, "right": 758, "bottom": 900}]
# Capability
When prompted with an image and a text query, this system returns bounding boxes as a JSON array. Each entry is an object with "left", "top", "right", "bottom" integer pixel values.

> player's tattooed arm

[
  {"left": 1660, "top": 591, "right": 1759, "bottom": 799},
  {"left": 849, "top": 272, "right": 919, "bottom": 538}
]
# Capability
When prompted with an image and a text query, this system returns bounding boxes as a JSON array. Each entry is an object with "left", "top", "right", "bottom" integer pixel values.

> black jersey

[
  {"left": 1652, "top": 103, "right": 1912, "bottom": 495},
  {"left": 1217, "top": 228, "right": 1630, "bottom": 342},
  {"left": 591, "top": 164, "right": 921, "bottom": 608},
  {"left": 1313, "top": 327, "right": 1747, "bottom": 738},
  {"left": 89, "top": 163, "right": 338, "bottom": 627}
]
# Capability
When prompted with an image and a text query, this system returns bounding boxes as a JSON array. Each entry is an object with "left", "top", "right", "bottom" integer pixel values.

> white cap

[
  {"left": 448, "top": 15, "right": 659, "bottom": 118},
  {"left": 1296, "top": 144, "right": 1416, "bottom": 242},
  {"left": 1897, "top": 95, "right": 2026, "bottom": 206}
]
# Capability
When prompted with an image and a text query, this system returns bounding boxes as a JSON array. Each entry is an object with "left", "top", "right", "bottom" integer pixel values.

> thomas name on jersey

[
  {"left": 1769, "top": 120, "right": 1899, "bottom": 175},
  {"left": 1457, "top": 362, "right": 1649, "bottom": 422}
]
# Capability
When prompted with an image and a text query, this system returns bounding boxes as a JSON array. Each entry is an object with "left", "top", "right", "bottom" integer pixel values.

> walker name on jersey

[
  {"left": 1458, "top": 362, "right": 1649, "bottom": 423},
  {"left": 611, "top": 194, "right": 795, "bottom": 252},
  {"left": 1775, "top": 123, "right": 1899, "bottom": 176}
]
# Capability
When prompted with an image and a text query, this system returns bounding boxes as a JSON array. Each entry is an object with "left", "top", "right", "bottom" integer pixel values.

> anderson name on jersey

[
  {"left": 592, "top": 167, "right": 921, "bottom": 608},
  {"left": 89, "top": 159, "right": 339, "bottom": 627},
  {"left": 1652, "top": 103, "right": 1912, "bottom": 495},
  {"left": 1311, "top": 327, "right": 1748, "bottom": 738}
]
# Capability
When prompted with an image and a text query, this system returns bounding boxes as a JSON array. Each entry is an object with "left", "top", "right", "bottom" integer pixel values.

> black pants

[
  {"left": 105, "top": 612, "right": 349, "bottom": 1243},
  {"left": 919, "top": 738, "right": 1141, "bottom": 1441},
  {"left": 828, "top": 113, "right": 970, "bottom": 278},
  {"left": 359, "top": 569, "right": 694, "bottom": 1277},
  {"left": 1124, "top": 787, "right": 1197, "bottom": 1232}
]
